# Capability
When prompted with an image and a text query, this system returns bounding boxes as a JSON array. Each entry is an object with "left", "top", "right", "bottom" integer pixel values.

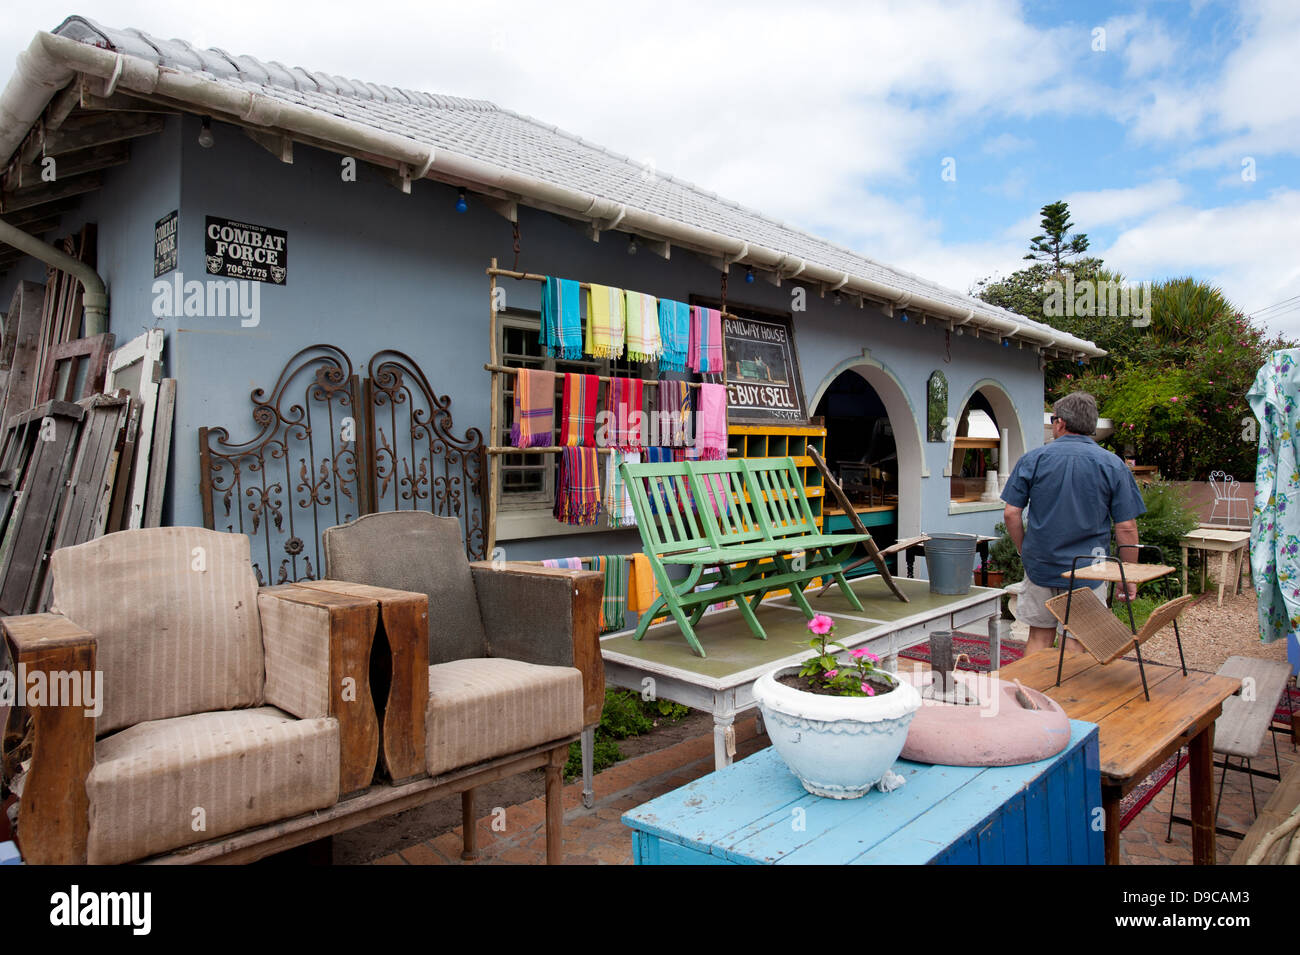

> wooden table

[
  {"left": 623, "top": 721, "right": 1103, "bottom": 865},
  {"left": 1001, "top": 649, "right": 1240, "bottom": 865},
  {"left": 1180, "top": 529, "right": 1251, "bottom": 606}
]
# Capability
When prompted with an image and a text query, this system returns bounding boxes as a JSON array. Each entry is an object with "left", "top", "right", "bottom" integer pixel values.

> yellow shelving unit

[{"left": 727, "top": 421, "right": 827, "bottom": 530}]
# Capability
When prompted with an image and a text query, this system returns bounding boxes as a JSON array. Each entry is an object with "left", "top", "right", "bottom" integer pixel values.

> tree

[{"left": 1024, "top": 200, "right": 1090, "bottom": 271}]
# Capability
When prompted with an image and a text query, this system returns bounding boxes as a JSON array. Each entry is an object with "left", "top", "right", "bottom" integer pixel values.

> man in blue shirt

[{"left": 1001, "top": 392, "right": 1147, "bottom": 654}]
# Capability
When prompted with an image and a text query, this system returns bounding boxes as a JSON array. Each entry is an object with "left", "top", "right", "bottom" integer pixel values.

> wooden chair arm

[
  {"left": 293, "top": 580, "right": 429, "bottom": 784},
  {"left": 469, "top": 562, "right": 606, "bottom": 728},
  {"left": 257, "top": 586, "right": 380, "bottom": 796},
  {"left": 2, "top": 613, "right": 96, "bottom": 864}
]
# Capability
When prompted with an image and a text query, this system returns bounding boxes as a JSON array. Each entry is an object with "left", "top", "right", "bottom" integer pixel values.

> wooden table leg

[
  {"left": 1189, "top": 725, "right": 1216, "bottom": 865},
  {"left": 1218, "top": 551, "right": 1229, "bottom": 606},
  {"left": 461, "top": 788, "right": 478, "bottom": 860},
  {"left": 1181, "top": 546, "right": 1188, "bottom": 596},
  {"left": 545, "top": 745, "right": 566, "bottom": 865},
  {"left": 1104, "top": 789, "right": 1121, "bottom": 865}
]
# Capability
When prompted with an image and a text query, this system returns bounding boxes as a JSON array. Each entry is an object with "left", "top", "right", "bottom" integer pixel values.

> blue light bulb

[
  {"left": 745, "top": 267, "right": 754, "bottom": 284},
  {"left": 455, "top": 190, "right": 468, "bottom": 213}
]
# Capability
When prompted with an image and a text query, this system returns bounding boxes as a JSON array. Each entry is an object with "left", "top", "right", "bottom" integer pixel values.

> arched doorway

[
  {"left": 809, "top": 354, "right": 924, "bottom": 551},
  {"left": 948, "top": 380, "right": 1026, "bottom": 503}
]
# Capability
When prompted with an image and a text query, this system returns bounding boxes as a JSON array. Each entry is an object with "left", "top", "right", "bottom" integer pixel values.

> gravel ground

[{"left": 1010, "top": 564, "right": 1291, "bottom": 673}]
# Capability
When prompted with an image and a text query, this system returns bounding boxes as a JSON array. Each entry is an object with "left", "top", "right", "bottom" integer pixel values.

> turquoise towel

[{"left": 541, "top": 276, "right": 583, "bottom": 359}]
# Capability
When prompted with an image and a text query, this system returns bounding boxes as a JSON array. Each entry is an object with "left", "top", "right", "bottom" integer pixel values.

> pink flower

[
  {"left": 862, "top": 683, "right": 875, "bottom": 696},
  {"left": 851, "top": 648, "right": 880, "bottom": 663},
  {"left": 807, "top": 614, "right": 834, "bottom": 635},
  {"left": 1170, "top": 396, "right": 1179, "bottom": 402},
  {"left": 825, "top": 669, "right": 838, "bottom": 679}
]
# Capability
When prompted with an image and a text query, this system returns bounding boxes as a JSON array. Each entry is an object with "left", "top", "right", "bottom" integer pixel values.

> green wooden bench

[{"left": 620, "top": 457, "right": 876, "bottom": 657}]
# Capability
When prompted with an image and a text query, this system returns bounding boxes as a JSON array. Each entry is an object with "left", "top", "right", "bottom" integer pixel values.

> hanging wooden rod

[
  {"left": 485, "top": 266, "right": 744, "bottom": 321},
  {"left": 483, "top": 363, "right": 713, "bottom": 389},
  {"left": 487, "top": 445, "right": 620, "bottom": 455}
]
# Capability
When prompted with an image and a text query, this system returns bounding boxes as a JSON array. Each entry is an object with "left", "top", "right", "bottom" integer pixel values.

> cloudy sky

[{"left": 4, "top": 0, "right": 1299, "bottom": 336}]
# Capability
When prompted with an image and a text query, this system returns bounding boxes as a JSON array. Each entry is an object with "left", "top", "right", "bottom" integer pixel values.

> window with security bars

[{"left": 498, "top": 311, "right": 644, "bottom": 508}]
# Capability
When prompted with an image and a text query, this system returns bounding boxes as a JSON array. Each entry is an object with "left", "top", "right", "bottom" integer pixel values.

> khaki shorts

[{"left": 1012, "top": 579, "right": 1108, "bottom": 629}]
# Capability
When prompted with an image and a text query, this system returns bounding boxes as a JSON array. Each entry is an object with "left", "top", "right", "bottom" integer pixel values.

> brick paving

[{"left": 368, "top": 716, "right": 1297, "bottom": 865}]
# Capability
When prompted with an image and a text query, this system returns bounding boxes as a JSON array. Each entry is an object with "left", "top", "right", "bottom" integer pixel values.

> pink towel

[
  {"left": 694, "top": 382, "right": 728, "bottom": 461},
  {"left": 688, "top": 306, "right": 723, "bottom": 374}
]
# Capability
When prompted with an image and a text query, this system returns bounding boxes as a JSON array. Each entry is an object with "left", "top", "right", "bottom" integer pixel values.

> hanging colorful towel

[
  {"left": 657, "top": 380, "right": 692, "bottom": 447},
  {"left": 560, "top": 372, "right": 599, "bottom": 446},
  {"left": 625, "top": 291, "right": 662, "bottom": 363},
  {"left": 604, "top": 450, "right": 641, "bottom": 528},
  {"left": 688, "top": 306, "right": 724, "bottom": 374},
  {"left": 540, "top": 276, "right": 583, "bottom": 359},
  {"left": 510, "top": 368, "right": 555, "bottom": 448},
  {"left": 627, "top": 553, "right": 661, "bottom": 616},
  {"left": 541, "top": 557, "right": 584, "bottom": 570},
  {"left": 657, "top": 299, "right": 690, "bottom": 373},
  {"left": 606, "top": 377, "right": 645, "bottom": 450},
  {"left": 555, "top": 446, "right": 601, "bottom": 526},
  {"left": 585, "top": 555, "right": 628, "bottom": 632},
  {"left": 694, "top": 382, "right": 729, "bottom": 461},
  {"left": 586, "top": 283, "right": 626, "bottom": 359}
]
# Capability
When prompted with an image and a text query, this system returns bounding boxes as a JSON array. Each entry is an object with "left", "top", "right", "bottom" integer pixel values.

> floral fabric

[{"left": 1248, "top": 349, "right": 1300, "bottom": 673}]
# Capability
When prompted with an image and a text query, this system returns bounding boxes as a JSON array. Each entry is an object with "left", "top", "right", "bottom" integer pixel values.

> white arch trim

[
  {"left": 948, "top": 377, "right": 1028, "bottom": 479},
  {"left": 808, "top": 348, "right": 926, "bottom": 541}
]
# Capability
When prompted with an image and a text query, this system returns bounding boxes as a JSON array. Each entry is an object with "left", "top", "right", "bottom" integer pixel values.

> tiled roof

[{"left": 46, "top": 15, "right": 1099, "bottom": 354}]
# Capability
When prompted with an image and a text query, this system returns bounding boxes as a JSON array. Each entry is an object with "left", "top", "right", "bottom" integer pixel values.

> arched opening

[
  {"left": 948, "top": 380, "right": 1026, "bottom": 503},
  {"left": 809, "top": 356, "right": 924, "bottom": 568}
]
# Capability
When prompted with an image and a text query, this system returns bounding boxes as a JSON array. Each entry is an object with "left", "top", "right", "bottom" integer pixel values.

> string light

[
  {"left": 627, "top": 235, "right": 638, "bottom": 255},
  {"left": 745, "top": 267, "right": 754, "bottom": 284},
  {"left": 455, "top": 189, "right": 468, "bottom": 213},
  {"left": 198, "top": 117, "right": 214, "bottom": 148}
]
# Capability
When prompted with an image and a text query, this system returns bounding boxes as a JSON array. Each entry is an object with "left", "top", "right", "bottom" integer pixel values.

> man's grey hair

[{"left": 1054, "top": 392, "right": 1098, "bottom": 435}]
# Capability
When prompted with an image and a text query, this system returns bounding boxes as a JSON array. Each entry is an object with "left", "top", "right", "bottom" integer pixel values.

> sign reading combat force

[
  {"left": 205, "top": 215, "right": 287, "bottom": 285},
  {"left": 722, "top": 311, "right": 807, "bottom": 421},
  {"left": 154, "top": 210, "right": 177, "bottom": 278}
]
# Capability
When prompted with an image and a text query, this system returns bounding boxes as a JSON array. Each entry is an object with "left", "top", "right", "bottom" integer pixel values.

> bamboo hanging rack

[
  {"left": 484, "top": 258, "right": 731, "bottom": 551},
  {"left": 483, "top": 363, "right": 712, "bottom": 389}
]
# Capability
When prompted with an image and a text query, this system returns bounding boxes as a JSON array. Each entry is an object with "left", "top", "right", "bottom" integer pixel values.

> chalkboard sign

[
  {"left": 205, "top": 215, "right": 287, "bottom": 285},
  {"left": 722, "top": 311, "right": 807, "bottom": 422}
]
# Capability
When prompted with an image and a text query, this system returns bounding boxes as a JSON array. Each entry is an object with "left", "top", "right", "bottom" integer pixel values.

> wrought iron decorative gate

[{"left": 199, "top": 344, "right": 485, "bottom": 585}]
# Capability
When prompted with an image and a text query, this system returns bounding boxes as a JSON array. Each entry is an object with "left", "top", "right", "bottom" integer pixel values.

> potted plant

[{"left": 752, "top": 614, "right": 921, "bottom": 799}]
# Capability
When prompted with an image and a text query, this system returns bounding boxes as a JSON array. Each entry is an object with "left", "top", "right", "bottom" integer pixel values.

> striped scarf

[
  {"left": 585, "top": 555, "right": 628, "bottom": 632},
  {"left": 510, "top": 368, "right": 555, "bottom": 448},
  {"left": 657, "top": 380, "right": 691, "bottom": 447},
  {"left": 542, "top": 557, "right": 584, "bottom": 570},
  {"left": 625, "top": 291, "right": 662, "bottom": 362},
  {"left": 586, "top": 283, "right": 625, "bottom": 359},
  {"left": 688, "top": 306, "right": 723, "bottom": 374},
  {"left": 657, "top": 299, "right": 690, "bottom": 373},
  {"left": 554, "top": 446, "right": 601, "bottom": 526},
  {"left": 606, "top": 377, "right": 645, "bottom": 451},
  {"left": 604, "top": 450, "right": 641, "bottom": 528},
  {"left": 560, "top": 373, "right": 599, "bottom": 446},
  {"left": 540, "top": 276, "right": 583, "bottom": 360}
]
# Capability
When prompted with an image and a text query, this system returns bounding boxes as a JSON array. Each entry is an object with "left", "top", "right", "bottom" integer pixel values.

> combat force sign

[
  {"left": 204, "top": 216, "right": 287, "bottom": 285},
  {"left": 722, "top": 313, "right": 807, "bottom": 421}
]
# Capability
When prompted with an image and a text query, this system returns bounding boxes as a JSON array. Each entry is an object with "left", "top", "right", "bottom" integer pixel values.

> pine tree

[{"left": 1024, "top": 201, "right": 1089, "bottom": 271}]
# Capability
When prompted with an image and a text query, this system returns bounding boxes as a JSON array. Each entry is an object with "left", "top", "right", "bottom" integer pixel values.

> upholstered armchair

[
  {"left": 0, "top": 527, "right": 380, "bottom": 864},
  {"left": 309, "top": 511, "right": 604, "bottom": 864}
]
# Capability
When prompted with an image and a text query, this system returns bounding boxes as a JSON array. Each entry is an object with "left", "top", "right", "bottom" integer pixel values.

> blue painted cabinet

[{"left": 623, "top": 720, "right": 1103, "bottom": 865}]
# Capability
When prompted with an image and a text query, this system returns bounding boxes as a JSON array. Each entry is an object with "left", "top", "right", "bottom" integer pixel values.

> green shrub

[
  {"left": 1110, "top": 594, "right": 1159, "bottom": 629},
  {"left": 988, "top": 522, "right": 1024, "bottom": 583},
  {"left": 1117, "top": 482, "right": 1199, "bottom": 600},
  {"left": 563, "top": 689, "right": 692, "bottom": 781}
]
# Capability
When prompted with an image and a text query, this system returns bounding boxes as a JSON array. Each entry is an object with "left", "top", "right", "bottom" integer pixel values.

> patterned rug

[{"left": 897, "top": 631, "right": 1025, "bottom": 672}]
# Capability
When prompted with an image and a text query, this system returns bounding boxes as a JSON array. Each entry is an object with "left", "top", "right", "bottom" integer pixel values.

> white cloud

[{"left": 1100, "top": 188, "right": 1300, "bottom": 337}]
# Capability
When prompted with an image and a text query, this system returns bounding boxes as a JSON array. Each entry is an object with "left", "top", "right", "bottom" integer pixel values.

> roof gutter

[
  {"left": 12, "top": 31, "right": 1103, "bottom": 357},
  {"left": 0, "top": 216, "right": 108, "bottom": 334}
]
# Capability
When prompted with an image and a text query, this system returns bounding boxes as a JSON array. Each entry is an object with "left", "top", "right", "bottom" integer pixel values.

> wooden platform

[{"left": 600, "top": 576, "right": 1000, "bottom": 770}]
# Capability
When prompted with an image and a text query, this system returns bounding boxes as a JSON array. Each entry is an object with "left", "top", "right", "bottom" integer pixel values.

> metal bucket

[{"left": 923, "top": 533, "right": 979, "bottom": 595}]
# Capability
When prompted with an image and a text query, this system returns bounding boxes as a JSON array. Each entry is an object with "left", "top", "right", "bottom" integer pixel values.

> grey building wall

[{"left": 2, "top": 113, "right": 1046, "bottom": 566}]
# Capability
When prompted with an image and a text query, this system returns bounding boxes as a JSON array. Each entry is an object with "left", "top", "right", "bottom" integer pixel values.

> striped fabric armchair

[{"left": 0, "top": 527, "right": 378, "bottom": 864}]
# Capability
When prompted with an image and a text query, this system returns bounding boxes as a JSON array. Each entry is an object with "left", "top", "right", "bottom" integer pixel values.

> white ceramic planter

[{"left": 752, "top": 665, "right": 923, "bottom": 799}]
